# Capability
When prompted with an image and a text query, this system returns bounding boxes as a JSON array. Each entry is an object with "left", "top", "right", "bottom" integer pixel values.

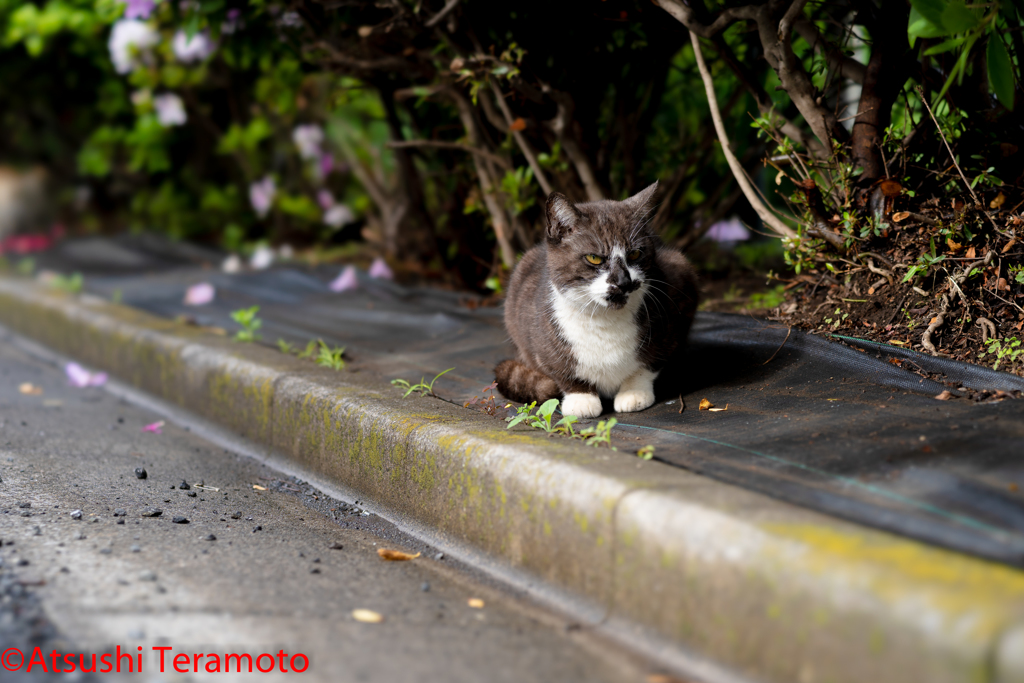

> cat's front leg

[
  {"left": 613, "top": 368, "right": 658, "bottom": 413},
  {"left": 561, "top": 392, "right": 603, "bottom": 419}
]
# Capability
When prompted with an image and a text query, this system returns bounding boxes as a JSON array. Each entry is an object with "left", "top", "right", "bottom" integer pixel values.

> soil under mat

[{"left": 27, "top": 235, "right": 1024, "bottom": 568}]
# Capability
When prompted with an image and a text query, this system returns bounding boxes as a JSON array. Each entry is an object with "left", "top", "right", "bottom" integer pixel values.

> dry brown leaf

[
  {"left": 352, "top": 609, "right": 384, "bottom": 623},
  {"left": 252, "top": 484, "right": 267, "bottom": 491},
  {"left": 990, "top": 192, "right": 1006, "bottom": 209},
  {"left": 18, "top": 383, "right": 42, "bottom": 395},
  {"left": 934, "top": 390, "right": 956, "bottom": 401},
  {"left": 892, "top": 211, "right": 911, "bottom": 223},
  {"left": 1002, "top": 238, "right": 1017, "bottom": 254},
  {"left": 377, "top": 548, "right": 421, "bottom": 561},
  {"left": 966, "top": 246, "right": 977, "bottom": 260},
  {"left": 467, "top": 598, "right": 485, "bottom": 609},
  {"left": 946, "top": 238, "right": 963, "bottom": 253},
  {"left": 509, "top": 118, "right": 527, "bottom": 132},
  {"left": 698, "top": 398, "right": 714, "bottom": 410}
]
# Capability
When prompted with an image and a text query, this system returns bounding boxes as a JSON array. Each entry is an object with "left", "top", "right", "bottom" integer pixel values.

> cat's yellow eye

[
  {"left": 627, "top": 249, "right": 642, "bottom": 261},
  {"left": 584, "top": 254, "right": 604, "bottom": 265}
]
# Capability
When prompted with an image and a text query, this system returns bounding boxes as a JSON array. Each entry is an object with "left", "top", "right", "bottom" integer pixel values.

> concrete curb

[{"left": 3, "top": 278, "right": 1024, "bottom": 683}]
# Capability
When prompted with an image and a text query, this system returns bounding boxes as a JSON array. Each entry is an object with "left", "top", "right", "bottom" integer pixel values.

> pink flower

[
  {"left": 142, "top": 420, "right": 165, "bottom": 434},
  {"left": 292, "top": 124, "right": 324, "bottom": 160},
  {"left": 324, "top": 204, "right": 354, "bottom": 228},
  {"left": 705, "top": 217, "right": 750, "bottom": 242},
  {"left": 249, "top": 176, "right": 276, "bottom": 218},
  {"left": 123, "top": 0, "right": 157, "bottom": 19},
  {"left": 317, "top": 189, "right": 335, "bottom": 210},
  {"left": 172, "top": 30, "right": 216, "bottom": 63},
  {"left": 329, "top": 266, "right": 358, "bottom": 292},
  {"left": 184, "top": 282, "right": 214, "bottom": 305},
  {"left": 319, "top": 152, "right": 334, "bottom": 178},
  {"left": 368, "top": 257, "right": 393, "bottom": 280},
  {"left": 153, "top": 93, "right": 187, "bottom": 127},
  {"left": 65, "top": 362, "right": 108, "bottom": 388}
]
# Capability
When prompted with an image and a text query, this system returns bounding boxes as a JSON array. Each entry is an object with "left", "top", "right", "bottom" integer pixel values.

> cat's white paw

[
  {"left": 561, "top": 392, "right": 603, "bottom": 419},
  {"left": 614, "top": 387, "right": 655, "bottom": 413}
]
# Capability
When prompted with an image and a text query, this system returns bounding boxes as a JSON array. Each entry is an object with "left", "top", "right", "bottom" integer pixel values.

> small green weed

[
  {"left": 314, "top": 340, "right": 346, "bottom": 370},
  {"left": 579, "top": 417, "right": 618, "bottom": 449},
  {"left": 637, "top": 444, "right": 655, "bottom": 460},
  {"left": 297, "top": 339, "right": 318, "bottom": 359},
  {"left": 505, "top": 399, "right": 578, "bottom": 436},
  {"left": 277, "top": 339, "right": 296, "bottom": 354},
  {"left": 392, "top": 367, "right": 454, "bottom": 398},
  {"left": 50, "top": 272, "right": 83, "bottom": 293},
  {"left": 230, "top": 306, "right": 262, "bottom": 342},
  {"left": 979, "top": 336, "right": 1023, "bottom": 371},
  {"left": 15, "top": 257, "right": 35, "bottom": 276}
]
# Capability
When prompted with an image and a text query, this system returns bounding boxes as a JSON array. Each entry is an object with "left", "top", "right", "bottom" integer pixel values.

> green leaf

[
  {"left": 924, "top": 36, "right": 966, "bottom": 56},
  {"left": 909, "top": 6, "right": 951, "bottom": 38},
  {"left": 911, "top": 0, "right": 947, "bottom": 29},
  {"left": 940, "top": 0, "right": 979, "bottom": 33},
  {"left": 536, "top": 399, "right": 559, "bottom": 420},
  {"left": 987, "top": 32, "right": 1015, "bottom": 111}
]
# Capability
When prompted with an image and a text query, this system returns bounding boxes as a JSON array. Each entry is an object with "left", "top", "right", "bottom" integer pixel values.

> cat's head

[{"left": 545, "top": 182, "right": 659, "bottom": 311}]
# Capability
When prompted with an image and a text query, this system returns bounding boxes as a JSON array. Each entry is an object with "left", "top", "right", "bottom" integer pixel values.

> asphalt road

[{"left": 0, "top": 339, "right": 656, "bottom": 683}]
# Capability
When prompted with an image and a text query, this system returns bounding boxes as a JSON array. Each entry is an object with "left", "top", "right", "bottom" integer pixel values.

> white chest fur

[{"left": 549, "top": 283, "right": 645, "bottom": 397}]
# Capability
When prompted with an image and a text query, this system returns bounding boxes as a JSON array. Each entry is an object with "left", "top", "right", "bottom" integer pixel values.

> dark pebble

[
  {"left": 70, "top": 510, "right": 83, "bottom": 520},
  {"left": 171, "top": 517, "right": 189, "bottom": 524},
  {"left": 329, "top": 542, "right": 343, "bottom": 550},
  {"left": 310, "top": 568, "right": 321, "bottom": 574},
  {"left": 312, "top": 557, "right": 321, "bottom": 564},
  {"left": 203, "top": 534, "right": 216, "bottom": 541},
  {"left": 230, "top": 512, "right": 241, "bottom": 519},
  {"left": 170, "top": 485, "right": 176, "bottom": 490},
  {"left": 187, "top": 491, "right": 197, "bottom": 498},
  {"left": 99, "top": 548, "right": 111, "bottom": 555},
  {"left": 141, "top": 508, "right": 162, "bottom": 518},
  {"left": 117, "top": 519, "right": 125, "bottom": 525},
  {"left": 252, "top": 526, "right": 262, "bottom": 532},
  {"left": 130, "top": 545, "right": 141, "bottom": 553},
  {"left": 18, "top": 502, "right": 31, "bottom": 509},
  {"left": 113, "top": 509, "right": 127, "bottom": 517},
  {"left": 16, "top": 558, "right": 29, "bottom": 566},
  {"left": 421, "top": 582, "right": 430, "bottom": 592},
  {"left": 179, "top": 481, "right": 190, "bottom": 491},
  {"left": 134, "top": 467, "right": 147, "bottom": 480}
]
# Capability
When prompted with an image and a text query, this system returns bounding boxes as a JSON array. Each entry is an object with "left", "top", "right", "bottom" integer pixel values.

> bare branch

[
  {"left": 690, "top": 32, "right": 798, "bottom": 240},
  {"left": 541, "top": 85, "right": 605, "bottom": 201},
  {"left": 487, "top": 76, "right": 554, "bottom": 196},
  {"left": 442, "top": 87, "right": 517, "bottom": 268},
  {"left": 386, "top": 140, "right": 511, "bottom": 170},
  {"left": 651, "top": 0, "right": 757, "bottom": 38},
  {"left": 425, "top": 0, "right": 461, "bottom": 28},
  {"left": 794, "top": 19, "right": 865, "bottom": 84}
]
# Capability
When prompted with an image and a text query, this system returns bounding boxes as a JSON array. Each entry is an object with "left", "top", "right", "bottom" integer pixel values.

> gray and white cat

[{"left": 495, "top": 182, "right": 699, "bottom": 418}]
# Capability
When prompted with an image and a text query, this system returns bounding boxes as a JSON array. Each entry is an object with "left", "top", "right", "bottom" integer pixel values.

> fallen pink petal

[
  {"left": 184, "top": 283, "right": 215, "bottom": 306},
  {"left": 368, "top": 257, "right": 393, "bottom": 280},
  {"left": 329, "top": 266, "right": 358, "bottom": 292},
  {"left": 142, "top": 420, "right": 165, "bottom": 434},
  {"left": 65, "top": 362, "right": 108, "bottom": 388}
]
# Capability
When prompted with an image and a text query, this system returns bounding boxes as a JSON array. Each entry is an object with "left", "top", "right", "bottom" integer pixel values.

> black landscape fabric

[{"left": 32, "top": 236, "right": 1024, "bottom": 568}]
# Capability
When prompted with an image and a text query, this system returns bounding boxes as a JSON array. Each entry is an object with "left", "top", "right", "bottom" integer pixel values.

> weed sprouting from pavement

[
  {"left": 230, "top": 306, "right": 262, "bottom": 342},
  {"left": 391, "top": 368, "right": 454, "bottom": 398},
  {"left": 314, "top": 340, "right": 346, "bottom": 370},
  {"left": 637, "top": 444, "right": 655, "bottom": 460},
  {"left": 464, "top": 381, "right": 500, "bottom": 416},
  {"left": 505, "top": 399, "right": 578, "bottom": 436}
]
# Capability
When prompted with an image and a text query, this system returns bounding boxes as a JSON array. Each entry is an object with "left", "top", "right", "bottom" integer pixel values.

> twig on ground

[
  {"left": 763, "top": 327, "right": 793, "bottom": 365},
  {"left": 922, "top": 294, "right": 950, "bottom": 356}
]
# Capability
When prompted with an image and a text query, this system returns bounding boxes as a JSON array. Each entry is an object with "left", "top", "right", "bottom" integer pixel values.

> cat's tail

[{"left": 494, "top": 359, "right": 560, "bottom": 405}]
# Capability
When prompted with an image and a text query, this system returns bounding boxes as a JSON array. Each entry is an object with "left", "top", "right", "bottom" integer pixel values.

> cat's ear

[
  {"left": 624, "top": 181, "right": 659, "bottom": 216},
  {"left": 546, "top": 193, "right": 581, "bottom": 243}
]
